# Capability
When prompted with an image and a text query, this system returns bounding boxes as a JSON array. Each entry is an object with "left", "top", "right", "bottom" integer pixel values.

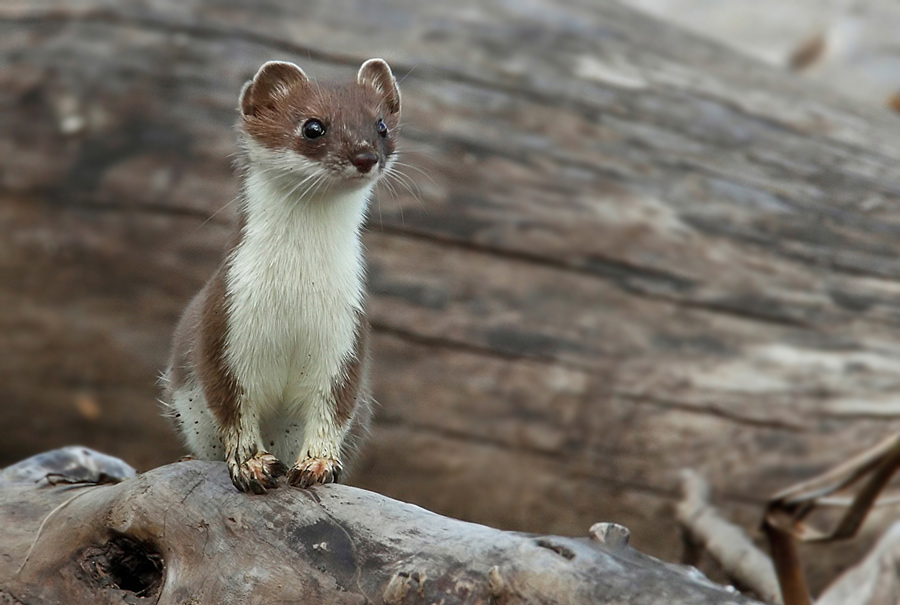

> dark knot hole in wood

[
  {"left": 78, "top": 534, "right": 165, "bottom": 598},
  {"left": 534, "top": 538, "right": 576, "bottom": 560}
]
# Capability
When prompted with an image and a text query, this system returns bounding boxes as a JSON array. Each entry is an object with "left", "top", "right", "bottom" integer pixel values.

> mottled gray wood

[
  {"left": 3, "top": 0, "right": 900, "bottom": 592},
  {"left": 0, "top": 449, "right": 759, "bottom": 604}
]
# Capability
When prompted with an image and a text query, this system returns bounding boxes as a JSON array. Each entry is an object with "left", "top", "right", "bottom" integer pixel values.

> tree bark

[
  {"left": 3, "top": 0, "right": 900, "bottom": 592},
  {"left": 0, "top": 448, "right": 760, "bottom": 604}
]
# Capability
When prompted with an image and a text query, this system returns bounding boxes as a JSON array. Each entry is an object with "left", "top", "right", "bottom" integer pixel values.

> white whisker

[
  {"left": 396, "top": 63, "right": 420, "bottom": 86},
  {"left": 285, "top": 169, "right": 324, "bottom": 202},
  {"left": 307, "top": 172, "right": 331, "bottom": 202},
  {"left": 392, "top": 160, "right": 435, "bottom": 184},
  {"left": 389, "top": 169, "right": 422, "bottom": 199},
  {"left": 295, "top": 174, "right": 326, "bottom": 205},
  {"left": 196, "top": 195, "right": 242, "bottom": 231}
]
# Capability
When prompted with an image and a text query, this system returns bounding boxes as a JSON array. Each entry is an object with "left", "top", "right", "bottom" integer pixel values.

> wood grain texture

[
  {"left": 0, "top": 449, "right": 761, "bottom": 604},
  {"left": 3, "top": 0, "right": 900, "bottom": 590}
]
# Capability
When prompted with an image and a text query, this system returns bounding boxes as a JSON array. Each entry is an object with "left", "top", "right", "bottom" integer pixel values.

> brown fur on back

[
  {"left": 167, "top": 268, "right": 242, "bottom": 430},
  {"left": 331, "top": 313, "right": 370, "bottom": 426}
]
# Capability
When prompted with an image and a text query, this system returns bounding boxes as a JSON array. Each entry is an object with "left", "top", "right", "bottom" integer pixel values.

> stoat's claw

[
  {"left": 287, "top": 457, "right": 343, "bottom": 488},
  {"left": 228, "top": 451, "right": 287, "bottom": 494}
]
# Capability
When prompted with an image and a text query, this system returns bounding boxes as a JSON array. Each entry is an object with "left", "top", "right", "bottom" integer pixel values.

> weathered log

[
  {"left": 0, "top": 448, "right": 760, "bottom": 604},
  {"left": 4, "top": 0, "right": 900, "bottom": 592},
  {"left": 621, "top": 0, "right": 900, "bottom": 110},
  {"left": 677, "top": 470, "right": 781, "bottom": 603}
]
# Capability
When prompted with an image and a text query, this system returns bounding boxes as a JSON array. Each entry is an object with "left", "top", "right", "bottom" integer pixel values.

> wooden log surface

[
  {"left": 0, "top": 448, "right": 761, "bottom": 604},
  {"left": 3, "top": 0, "right": 900, "bottom": 591}
]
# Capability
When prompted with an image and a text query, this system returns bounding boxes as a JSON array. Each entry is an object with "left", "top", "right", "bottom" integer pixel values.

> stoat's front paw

[
  {"left": 287, "top": 457, "right": 343, "bottom": 488},
  {"left": 228, "top": 451, "right": 287, "bottom": 494}
]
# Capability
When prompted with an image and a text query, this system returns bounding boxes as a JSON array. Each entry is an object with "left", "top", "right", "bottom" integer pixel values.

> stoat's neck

[
  {"left": 240, "top": 165, "right": 372, "bottom": 242},
  {"left": 226, "top": 165, "right": 372, "bottom": 308},
  {"left": 221, "top": 163, "right": 371, "bottom": 403}
]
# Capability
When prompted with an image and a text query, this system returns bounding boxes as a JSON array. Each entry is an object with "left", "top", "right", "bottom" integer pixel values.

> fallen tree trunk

[
  {"left": 4, "top": 0, "right": 900, "bottom": 593},
  {"left": 0, "top": 448, "right": 760, "bottom": 604}
]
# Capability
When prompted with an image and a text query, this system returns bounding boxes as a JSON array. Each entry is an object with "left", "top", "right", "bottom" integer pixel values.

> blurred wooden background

[{"left": 4, "top": 0, "right": 900, "bottom": 591}]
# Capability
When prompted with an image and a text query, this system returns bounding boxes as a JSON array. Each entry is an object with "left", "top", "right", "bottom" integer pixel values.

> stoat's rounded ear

[
  {"left": 240, "top": 61, "right": 308, "bottom": 117},
  {"left": 357, "top": 58, "right": 400, "bottom": 115}
]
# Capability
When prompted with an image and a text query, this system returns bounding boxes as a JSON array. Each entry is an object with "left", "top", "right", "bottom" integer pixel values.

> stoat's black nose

[{"left": 351, "top": 151, "right": 378, "bottom": 174}]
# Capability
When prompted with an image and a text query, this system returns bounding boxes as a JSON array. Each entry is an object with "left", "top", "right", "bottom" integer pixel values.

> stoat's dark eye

[
  {"left": 376, "top": 119, "right": 388, "bottom": 137},
  {"left": 302, "top": 119, "right": 326, "bottom": 140}
]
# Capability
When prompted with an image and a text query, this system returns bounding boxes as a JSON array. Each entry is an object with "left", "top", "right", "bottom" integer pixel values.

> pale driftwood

[
  {"left": 5, "top": 0, "right": 900, "bottom": 591},
  {"left": 817, "top": 521, "right": 900, "bottom": 605},
  {"left": 677, "top": 470, "right": 781, "bottom": 604},
  {"left": 0, "top": 448, "right": 760, "bottom": 604}
]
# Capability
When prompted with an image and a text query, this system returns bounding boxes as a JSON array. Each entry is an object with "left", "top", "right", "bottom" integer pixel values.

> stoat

[{"left": 162, "top": 58, "right": 400, "bottom": 493}]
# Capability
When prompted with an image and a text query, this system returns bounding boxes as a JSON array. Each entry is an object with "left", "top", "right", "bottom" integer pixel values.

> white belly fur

[{"left": 224, "top": 168, "right": 370, "bottom": 457}]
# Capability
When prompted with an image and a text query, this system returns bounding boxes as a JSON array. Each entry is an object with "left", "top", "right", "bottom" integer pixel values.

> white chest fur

[{"left": 224, "top": 168, "right": 370, "bottom": 414}]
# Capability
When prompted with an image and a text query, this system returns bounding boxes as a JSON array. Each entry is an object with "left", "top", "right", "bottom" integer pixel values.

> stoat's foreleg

[
  {"left": 222, "top": 408, "right": 287, "bottom": 494},
  {"left": 191, "top": 272, "right": 288, "bottom": 494},
  {"left": 286, "top": 410, "right": 349, "bottom": 488},
  {"left": 287, "top": 320, "right": 368, "bottom": 488}
]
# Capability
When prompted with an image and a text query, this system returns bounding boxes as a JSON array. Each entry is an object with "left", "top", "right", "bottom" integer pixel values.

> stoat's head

[{"left": 238, "top": 58, "right": 401, "bottom": 195}]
